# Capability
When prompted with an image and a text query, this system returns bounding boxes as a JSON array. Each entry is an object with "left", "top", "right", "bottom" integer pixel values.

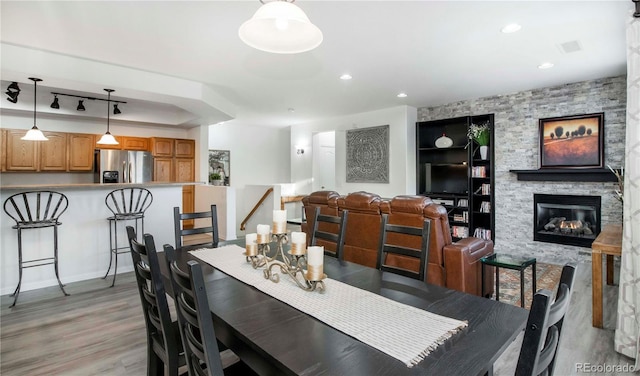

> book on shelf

[
  {"left": 432, "top": 198, "right": 454, "bottom": 206},
  {"left": 480, "top": 201, "right": 491, "bottom": 213},
  {"left": 481, "top": 183, "right": 491, "bottom": 195},
  {"left": 457, "top": 198, "right": 468, "bottom": 207},
  {"left": 452, "top": 211, "right": 469, "bottom": 223},
  {"left": 452, "top": 225, "right": 469, "bottom": 238},
  {"left": 471, "top": 166, "right": 486, "bottom": 178},
  {"left": 473, "top": 227, "right": 492, "bottom": 240}
]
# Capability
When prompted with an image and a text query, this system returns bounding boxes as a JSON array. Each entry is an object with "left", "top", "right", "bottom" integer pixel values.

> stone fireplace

[{"left": 534, "top": 194, "right": 601, "bottom": 248}]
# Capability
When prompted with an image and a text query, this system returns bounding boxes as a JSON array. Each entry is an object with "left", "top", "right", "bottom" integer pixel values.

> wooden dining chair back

[
  {"left": 310, "top": 207, "right": 348, "bottom": 260},
  {"left": 163, "top": 244, "right": 225, "bottom": 376},
  {"left": 376, "top": 214, "right": 431, "bottom": 281},
  {"left": 126, "top": 226, "right": 184, "bottom": 376},
  {"left": 516, "top": 263, "right": 577, "bottom": 376},
  {"left": 174, "top": 205, "right": 219, "bottom": 252}
]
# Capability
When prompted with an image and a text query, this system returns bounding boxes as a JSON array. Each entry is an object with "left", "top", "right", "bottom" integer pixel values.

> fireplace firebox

[{"left": 533, "top": 194, "right": 601, "bottom": 247}]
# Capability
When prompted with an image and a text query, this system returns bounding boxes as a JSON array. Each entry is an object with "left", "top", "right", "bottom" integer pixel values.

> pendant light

[
  {"left": 239, "top": 0, "right": 323, "bottom": 54},
  {"left": 21, "top": 78, "right": 48, "bottom": 141},
  {"left": 97, "top": 89, "right": 119, "bottom": 145}
]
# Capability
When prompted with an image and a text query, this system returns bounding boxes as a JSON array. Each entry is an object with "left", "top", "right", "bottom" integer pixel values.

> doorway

[{"left": 312, "top": 131, "right": 336, "bottom": 192}]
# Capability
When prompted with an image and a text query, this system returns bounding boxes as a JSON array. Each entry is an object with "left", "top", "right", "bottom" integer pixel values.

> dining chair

[
  {"left": 163, "top": 244, "right": 257, "bottom": 376},
  {"left": 126, "top": 226, "right": 185, "bottom": 376},
  {"left": 174, "top": 205, "right": 219, "bottom": 252},
  {"left": 376, "top": 214, "right": 431, "bottom": 281},
  {"left": 3, "top": 190, "right": 70, "bottom": 307},
  {"left": 516, "top": 263, "right": 577, "bottom": 376},
  {"left": 310, "top": 206, "right": 348, "bottom": 260},
  {"left": 105, "top": 187, "right": 153, "bottom": 286}
]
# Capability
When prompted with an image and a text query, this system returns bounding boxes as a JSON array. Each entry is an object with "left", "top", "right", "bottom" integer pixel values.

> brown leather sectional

[{"left": 302, "top": 190, "right": 494, "bottom": 297}]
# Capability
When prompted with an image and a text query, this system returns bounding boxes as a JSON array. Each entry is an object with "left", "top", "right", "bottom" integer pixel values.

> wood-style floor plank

[{"left": 1, "top": 261, "right": 635, "bottom": 375}]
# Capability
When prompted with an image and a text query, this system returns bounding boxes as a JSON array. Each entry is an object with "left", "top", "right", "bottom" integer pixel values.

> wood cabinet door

[
  {"left": 1, "top": 129, "right": 6, "bottom": 172},
  {"left": 151, "top": 138, "right": 174, "bottom": 157},
  {"left": 6, "top": 130, "right": 39, "bottom": 171},
  {"left": 175, "top": 158, "right": 195, "bottom": 182},
  {"left": 95, "top": 135, "right": 123, "bottom": 149},
  {"left": 122, "top": 136, "right": 150, "bottom": 151},
  {"left": 175, "top": 139, "right": 195, "bottom": 158},
  {"left": 68, "top": 133, "right": 95, "bottom": 171},
  {"left": 154, "top": 157, "right": 173, "bottom": 182},
  {"left": 182, "top": 185, "right": 195, "bottom": 228},
  {"left": 39, "top": 132, "right": 68, "bottom": 171}
]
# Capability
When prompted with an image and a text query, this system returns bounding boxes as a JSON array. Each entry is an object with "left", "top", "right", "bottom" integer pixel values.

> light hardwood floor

[{"left": 1, "top": 261, "right": 635, "bottom": 375}]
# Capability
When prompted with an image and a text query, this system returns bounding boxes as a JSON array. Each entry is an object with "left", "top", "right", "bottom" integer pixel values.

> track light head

[
  {"left": 77, "top": 100, "right": 86, "bottom": 111},
  {"left": 50, "top": 96, "right": 60, "bottom": 109},
  {"left": 6, "top": 90, "right": 19, "bottom": 103},
  {"left": 113, "top": 104, "right": 121, "bottom": 115},
  {"left": 7, "top": 82, "right": 20, "bottom": 92}
]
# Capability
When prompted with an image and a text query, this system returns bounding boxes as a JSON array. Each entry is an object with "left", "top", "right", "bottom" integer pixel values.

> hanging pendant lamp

[
  {"left": 21, "top": 78, "right": 48, "bottom": 141},
  {"left": 97, "top": 89, "right": 119, "bottom": 145},
  {"left": 239, "top": 0, "right": 323, "bottom": 54}
]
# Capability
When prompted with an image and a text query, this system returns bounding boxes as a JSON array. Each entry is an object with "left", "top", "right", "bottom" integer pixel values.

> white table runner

[{"left": 190, "top": 245, "right": 468, "bottom": 367}]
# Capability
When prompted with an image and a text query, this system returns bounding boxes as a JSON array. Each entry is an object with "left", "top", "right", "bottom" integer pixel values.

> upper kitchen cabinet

[
  {"left": 151, "top": 137, "right": 174, "bottom": 157},
  {"left": 121, "top": 136, "right": 150, "bottom": 151},
  {"left": 175, "top": 158, "right": 195, "bottom": 182},
  {"left": 68, "top": 133, "right": 95, "bottom": 171},
  {"left": 95, "top": 135, "right": 123, "bottom": 150},
  {"left": 1, "top": 129, "right": 6, "bottom": 172},
  {"left": 175, "top": 139, "right": 195, "bottom": 159},
  {"left": 40, "top": 132, "right": 68, "bottom": 171},
  {"left": 5, "top": 129, "right": 39, "bottom": 171},
  {"left": 153, "top": 157, "right": 173, "bottom": 182}
]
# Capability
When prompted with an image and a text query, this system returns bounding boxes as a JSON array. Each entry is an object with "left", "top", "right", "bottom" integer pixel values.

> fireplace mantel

[{"left": 510, "top": 168, "right": 617, "bottom": 182}]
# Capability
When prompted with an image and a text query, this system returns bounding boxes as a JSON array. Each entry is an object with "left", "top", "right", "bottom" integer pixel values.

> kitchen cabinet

[
  {"left": 154, "top": 157, "right": 173, "bottom": 182},
  {"left": 40, "top": 132, "right": 68, "bottom": 171},
  {"left": 5, "top": 129, "right": 39, "bottom": 171},
  {"left": 175, "top": 139, "right": 195, "bottom": 158},
  {"left": 1, "top": 129, "right": 6, "bottom": 172},
  {"left": 151, "top": 137, "right": 174, "bottom": 157},
  {"left": 121, "top": 136, "right": 149, "bottom": 151},
  {"left": 68, "top": 133, "right": 95, "bottom": 171},
  {"left": 182, "top": 185, "right": 195, "bottom": 228},
  {"left": 95, "top": 135, "right": 123, "bottom": 149},
  {"left": 175, "top": 158, "right": 195, "bottom": 182}
]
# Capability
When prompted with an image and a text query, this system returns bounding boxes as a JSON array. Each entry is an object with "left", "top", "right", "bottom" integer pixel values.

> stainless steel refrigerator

[{"left": 94, "top": 150, "right": 153, "bottom": 183}]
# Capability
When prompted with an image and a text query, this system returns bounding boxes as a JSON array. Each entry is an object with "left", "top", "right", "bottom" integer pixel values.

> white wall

[
  {"left": 207, "top": 122, "right": 291, "bottom": 234},
  {"left": 291, "top": 105, "right": 417, "bottom": 198}
]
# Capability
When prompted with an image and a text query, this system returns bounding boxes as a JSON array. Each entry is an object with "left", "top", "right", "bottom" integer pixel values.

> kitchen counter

[
  {"left": 1, "top": 183, "right": 188, "bottom": 295},
  {"left": 0, "top": 181, "right": 203, "bottom": 191}
]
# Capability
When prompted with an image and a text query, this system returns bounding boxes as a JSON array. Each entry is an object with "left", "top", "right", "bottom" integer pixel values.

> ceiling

[{"left": 0, "top": 1, "right": 631, "bottom": 129}]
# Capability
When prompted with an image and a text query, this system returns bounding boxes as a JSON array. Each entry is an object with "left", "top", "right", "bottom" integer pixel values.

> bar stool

[
  {"left": 104, "top": 188, "right": 153, "bottom": 287},
  {"left": 3, "top": 190, "right": 70, "bottom": 307}
]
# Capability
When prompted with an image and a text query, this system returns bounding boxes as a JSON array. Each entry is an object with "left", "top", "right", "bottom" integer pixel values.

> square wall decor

[{"left": 346, "top": 125, "right": 389, "bottom": 183}]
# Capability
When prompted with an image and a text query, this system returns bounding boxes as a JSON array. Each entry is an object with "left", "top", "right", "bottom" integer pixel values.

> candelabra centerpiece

[{"left": 244, "top": 209, "right": 326, "bottom": 292}]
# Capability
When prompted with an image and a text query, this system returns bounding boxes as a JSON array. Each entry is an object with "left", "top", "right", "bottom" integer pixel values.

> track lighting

[
  {"left": 7, "top": 82, "right": 20, "bottom": 92},
  {"left": 50, "top": 95, "right": 60, "bottom": 109},
  {"left": 77, "top": 100, "right": 86, "bottom": 111},
  {"left": 5, "top": 81, "right": 21, "bottom": 103},
  {"left": 113, "top": 104, "right": 121, "bottom": 115},
  {"left": 21, "top": 78, "right": 48, "bottom": 141}
]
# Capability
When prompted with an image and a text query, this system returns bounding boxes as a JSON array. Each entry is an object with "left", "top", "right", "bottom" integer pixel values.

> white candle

[
  {"left": 245, "top": 233, "right": 258, "bottom": 256},
  {"left": 272, "top": 210, "right": 287, "bottom": 234},
  {"left": 257, "top": 224, "right": 270, "bottom": 235},
  {"left": 306, "top": 246, "right": 324, "bottom": 266},
  {"left": 290, "top": 231, "right": 306, "bottom": 255}
]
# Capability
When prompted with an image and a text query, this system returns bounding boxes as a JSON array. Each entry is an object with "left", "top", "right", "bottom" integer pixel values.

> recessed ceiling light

[
  {"left": 501, "top": 23, "right": 522, "bottom": 33},
  {"left": 538, "top": 62, "right": 554, "bottom": 69},
  {"left": 397, "top": 92, "right": 407, "bottom": 98},
  {"left": 340, "top": 74, "right": 352, "bottom": 80}
]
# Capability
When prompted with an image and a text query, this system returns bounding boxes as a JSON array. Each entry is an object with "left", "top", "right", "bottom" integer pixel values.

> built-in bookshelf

[{"left": 416, "top": 114, "right": 495, "bottom": 242}]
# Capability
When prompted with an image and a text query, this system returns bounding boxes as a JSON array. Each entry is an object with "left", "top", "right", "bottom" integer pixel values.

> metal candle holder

[{"left": 245, "top": 232, "right": 325, "bottom": 292}]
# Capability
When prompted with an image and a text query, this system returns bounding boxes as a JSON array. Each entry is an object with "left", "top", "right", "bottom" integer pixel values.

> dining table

[{"left": 158, "top": 240, "right": 529, "bottom": 376}]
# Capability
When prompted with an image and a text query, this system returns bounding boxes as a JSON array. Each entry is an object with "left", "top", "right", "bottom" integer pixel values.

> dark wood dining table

[{"left": 159, "top": 242, "right": 528, "bottom": 376}]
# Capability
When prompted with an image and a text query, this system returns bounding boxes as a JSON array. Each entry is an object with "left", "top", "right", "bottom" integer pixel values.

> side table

[
  {"left": 591, "top": 224, "right": 622, "bottom": 328},
  {"left": 481, "top": 253, "right": 536, "bottom": 308}
]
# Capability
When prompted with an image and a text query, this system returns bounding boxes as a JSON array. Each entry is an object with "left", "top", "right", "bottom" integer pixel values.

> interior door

[{"left": 312, "top": 131, "right": 336, "bottom": 192}]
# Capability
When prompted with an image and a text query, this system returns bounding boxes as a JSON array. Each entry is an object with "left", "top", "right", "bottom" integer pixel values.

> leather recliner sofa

[{"left": 302, "top": 190, "right": 494, "bottom": 297}]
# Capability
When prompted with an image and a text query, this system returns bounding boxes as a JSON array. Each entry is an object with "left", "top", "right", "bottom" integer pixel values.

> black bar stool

[
  {"left": 3, "top": 190, "right": 70, "bottom": 307},
  {"left": 104, "top": 188, "right": 153, "bottom": 287}
]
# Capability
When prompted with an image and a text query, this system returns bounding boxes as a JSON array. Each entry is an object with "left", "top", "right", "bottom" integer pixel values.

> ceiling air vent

[{"left": 560, "top": 40, "right": 582, "bottom": 54}]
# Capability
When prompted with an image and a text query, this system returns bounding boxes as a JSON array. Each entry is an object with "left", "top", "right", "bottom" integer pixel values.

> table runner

[{"left": 190, "top": 245, "right": 468, "bottom": 367}]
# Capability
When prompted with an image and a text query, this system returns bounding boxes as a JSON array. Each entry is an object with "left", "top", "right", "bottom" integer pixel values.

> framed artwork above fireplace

[{"left": 539, "top": 112, "right": 604, "bottom": 168}]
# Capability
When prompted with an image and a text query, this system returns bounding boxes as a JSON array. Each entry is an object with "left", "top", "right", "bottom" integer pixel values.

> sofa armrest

[{"left": 443, "top": 237, "right": 494, "bottom": 296}]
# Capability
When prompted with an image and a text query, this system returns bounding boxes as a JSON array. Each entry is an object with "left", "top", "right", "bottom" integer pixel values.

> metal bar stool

[
  {"left": 3, "top": 190, "right": 70, "bottom": 307},
  {"left": 104, "top": 188, "right": 153, "bottom": 287}
]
